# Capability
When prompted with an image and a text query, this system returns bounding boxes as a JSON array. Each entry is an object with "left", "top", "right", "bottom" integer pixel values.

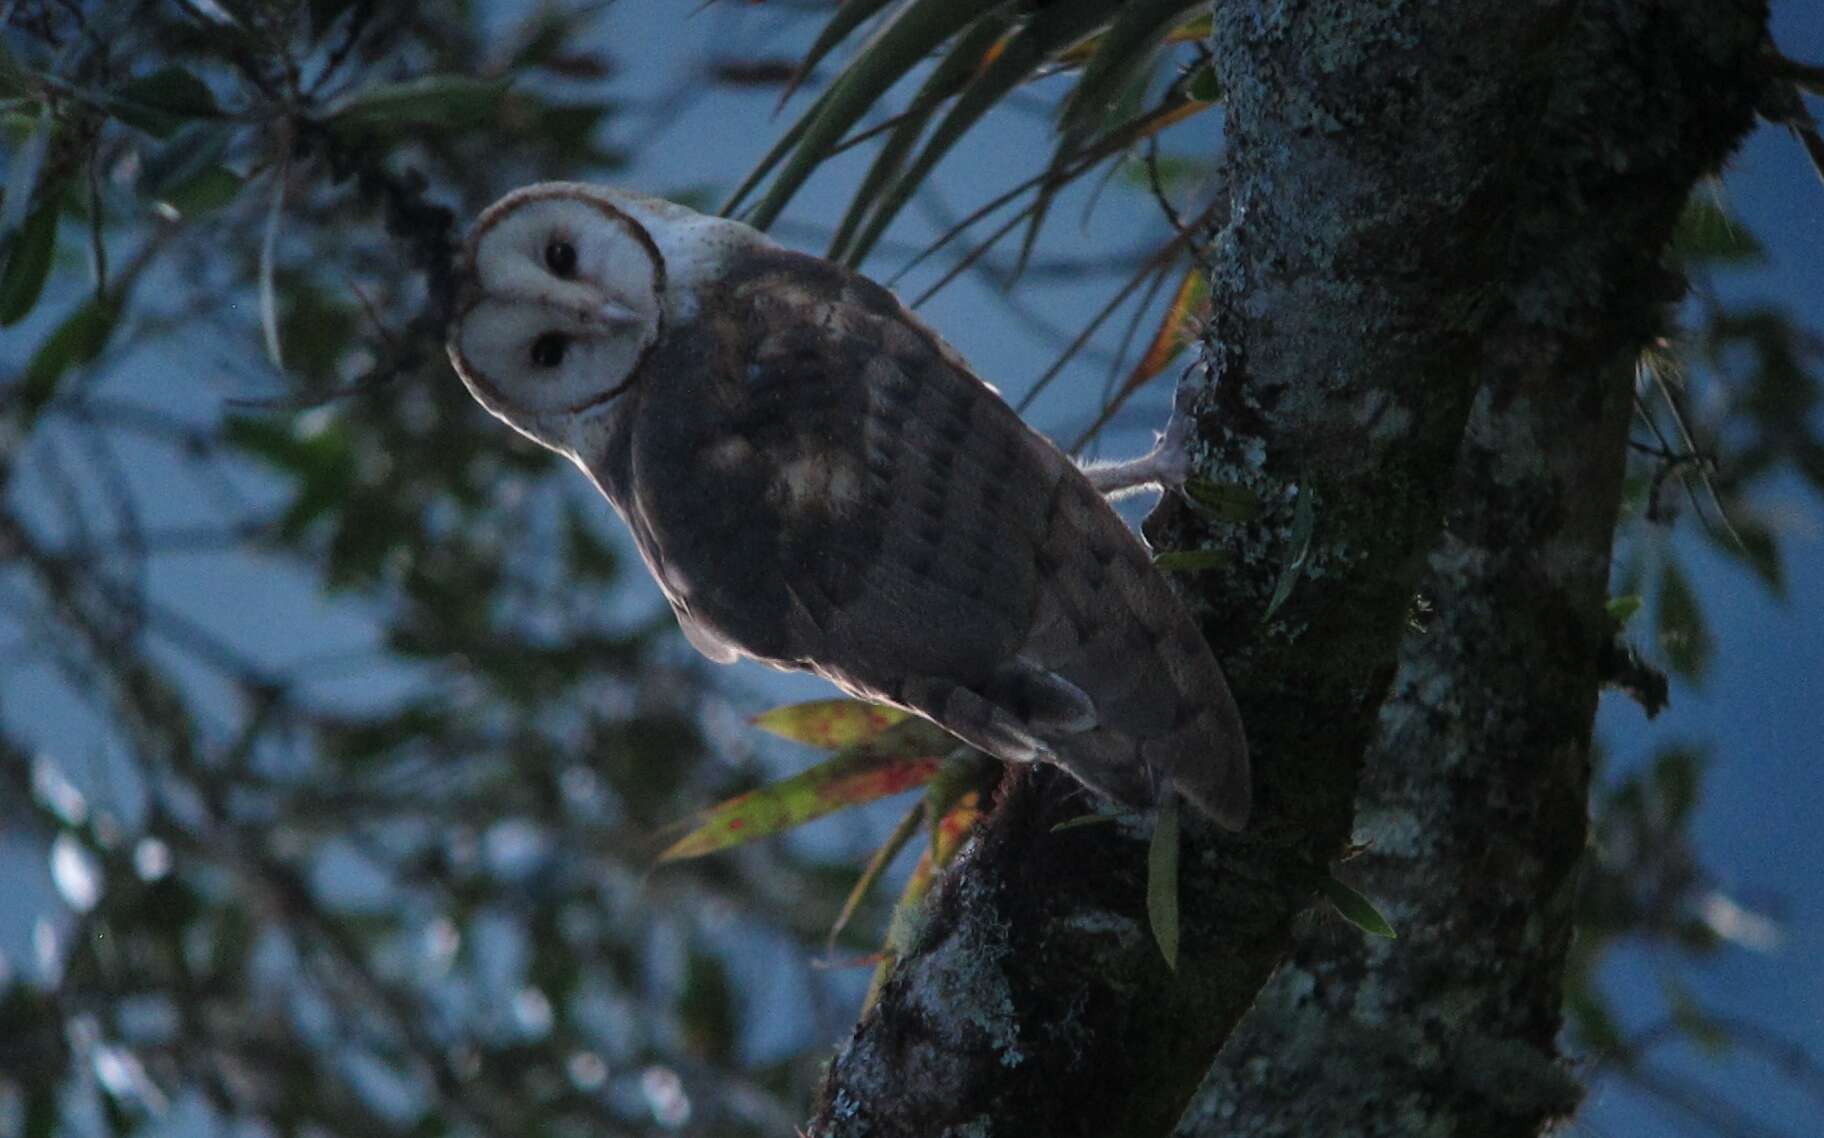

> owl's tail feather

[
  {"left": 989, "top": 657, "right": 1251, "bottom": 830},
  {"left": 1051, "top": 715, "right": 1250, "bottom": 832},
  {"left": 897, "top": 663, "right": 1250, "bottom": 830}
]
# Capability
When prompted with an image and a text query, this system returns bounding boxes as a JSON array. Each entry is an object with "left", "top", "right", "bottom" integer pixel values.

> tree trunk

[{"left": 808, "top": 4, "right": 1767, "bottom": 1135}]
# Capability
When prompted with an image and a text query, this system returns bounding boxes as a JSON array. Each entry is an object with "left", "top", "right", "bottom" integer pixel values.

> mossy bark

[{"left": 809, "top": 3, "right": 1768, "bottom": 1135}]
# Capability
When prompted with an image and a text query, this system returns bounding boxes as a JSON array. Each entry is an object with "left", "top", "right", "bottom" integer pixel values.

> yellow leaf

[{"left": 752, "top": 699, "right": 908, "bottom": 749}]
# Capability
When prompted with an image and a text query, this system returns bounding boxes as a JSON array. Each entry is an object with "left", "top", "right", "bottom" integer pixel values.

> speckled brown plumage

[{"left": 582, "top": 247, "right": 1250, "bottom": 827}]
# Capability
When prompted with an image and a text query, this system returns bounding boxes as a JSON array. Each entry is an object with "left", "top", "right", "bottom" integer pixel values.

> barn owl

[{"left": 446, "top": 183, "right": 1250, "bottom": 829}]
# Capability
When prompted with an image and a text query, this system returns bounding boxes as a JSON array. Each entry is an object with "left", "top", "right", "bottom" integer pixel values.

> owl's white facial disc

[{"left": 449, "top": 190, "right": 665, "bottom": 453}]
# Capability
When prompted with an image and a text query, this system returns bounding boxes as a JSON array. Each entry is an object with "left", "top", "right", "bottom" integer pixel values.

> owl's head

[
  {"left": 451, "top": 183, "right": 771, "bottom": 459},
  {"left": 447, "top": 185, "right": 667, "bottom": 453}
]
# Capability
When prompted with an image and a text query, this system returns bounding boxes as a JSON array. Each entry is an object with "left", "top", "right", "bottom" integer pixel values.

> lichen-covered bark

[
  {"left": 807, "top": 3, "right": 1767, "bottom": 1136},
  {"left": 1177, "top": 5, "right": 1767, "bottom": 1136}
]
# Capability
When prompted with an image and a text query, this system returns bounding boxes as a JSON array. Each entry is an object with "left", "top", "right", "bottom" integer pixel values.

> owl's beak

[{"left": 594, "top": 298, "right": 644, "bottom": 327}]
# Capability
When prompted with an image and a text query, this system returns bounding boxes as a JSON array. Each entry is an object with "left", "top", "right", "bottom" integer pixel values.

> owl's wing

[{"left": 624, "top": 252, "right": 1249, "bottom": 828}]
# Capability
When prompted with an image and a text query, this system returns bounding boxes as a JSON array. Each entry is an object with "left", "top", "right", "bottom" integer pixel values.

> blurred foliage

[{"left": 0, "top": 1, "right": 1821, "bottom": 1136}]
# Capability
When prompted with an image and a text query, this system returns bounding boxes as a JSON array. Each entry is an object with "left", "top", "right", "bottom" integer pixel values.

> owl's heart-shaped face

[{"left": 449, "top": 189, "right": 667, "bottom": 450}]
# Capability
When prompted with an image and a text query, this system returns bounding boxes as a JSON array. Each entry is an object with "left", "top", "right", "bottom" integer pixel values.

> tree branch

[{"left": 807, "top": 3, "right": 1769, "bottom": 1135}]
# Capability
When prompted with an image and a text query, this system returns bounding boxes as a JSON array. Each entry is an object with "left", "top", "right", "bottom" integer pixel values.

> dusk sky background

[{"left": 2, "top": 3, "right": 1821, "bottom": 1135}]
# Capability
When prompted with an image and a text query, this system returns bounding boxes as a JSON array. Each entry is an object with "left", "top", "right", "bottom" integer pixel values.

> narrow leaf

[
  {"left": 931, "top": 791, "right": 982, "bottom": 866},
  {"left": 829, "top": 14, "right": 1011, "bottom": 261},
  {"left": 1669, "top": 195, "right": 1764, "bottom": 266},
  {"left": 259, "top": 166, "right": 286, "bottom": 370},
  {"left": 1566, "top": 987, "right": 1626, "bottom": 1058},
  {"left": 2, "top": 107, "right": 52, "bottom": 239},
  {"left": 1605, "top": 594, "right": 1643, "bottom": 625},
  {"left": 0, "top": 201, "right": 58, "bottom": 326},
  {"left": 844, "top": 0, "right": 1114, "bottom": 264},
  {"left": 1059, "top": 0, "right": 1203, "bottom": 136},
  {"left": 1050, "top": 811, "right": 1126, "bottom": 832},
  {"left": 1317, "top": 874, "right": 1397, "bottom": 938},
  {"left": 1263, "top": 485, "right": 1317, "bottom": 622},
  {"left": 829, "top": 797, "right": 925, "bottom": 953},
  {"left": 743, "top": 0, "right": 989, "bottom": 231},
  {"left": 1124, "top": 266, "right": 1209, "bottom": 393},
  {"left": 1718, "top": 516, "right": 1783, "bottom": 597},
  {"left": 0, "top": 39, "right": 30, "bottom": 99},
  {"left": 658, "top": 718, "right": 952, "bottom": 861},
  {"left": 859, "top": 786, "right": 986, "bottom": 1009},
  {"left": 752, "top": 698, "right": 908, "bottom": 748},
  {"left": 1147, "top": 792, "right": 1180, "bottom": 970},
  {"left": 1656, "top": 559, "right": 1712, "bottom": 680},
  {"left": 161, "top": 165, "right": 244, "bottom": 216},
  {"left": 1152, "top": 548, "right": 1231, "bottom": 573},
  {"left": 14, "top": 300, "right": 118, "bottom": 426},
  {"left": 1184, "top": 479, "right": 1261, "bottom": 523},
  {"left": 110, "top": 67, "right": 222, "bottom": 137},
  {"left": 777, "top": 0, "right": 899, "bottom": 109},
  {"left": 328, "top": 75, "right": 511, "bottom": 133},
  {"left": 138, "top": 122, "right": 233, "bottom": 200}
]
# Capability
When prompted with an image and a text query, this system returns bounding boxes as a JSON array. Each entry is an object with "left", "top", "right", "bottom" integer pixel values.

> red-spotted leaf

[
  {"left": 752, "top": 698, "right": 907, "bottom": 749},
  {"left": 863, "top": 790, "right": 984, "bottom": 1011},
  {"left": 930, "top": 790, "right": 983, "bottom": 867},
  {"left": 658, "top": 718, "right": 952, "bottom": 862},
  {"left": 1129, "top": 267, "right": 1209, "bottom": 391}
]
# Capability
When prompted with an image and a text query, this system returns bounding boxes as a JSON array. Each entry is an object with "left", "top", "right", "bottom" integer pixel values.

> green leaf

[
  {"left": 2, "top": 107, "right": 52, "bottom": 240},
  {"left": 138, "top": 122, "right": 233, "bottom": 199},
  {"left": 752, "top": 699, "right": 908, "bottom": 749},
  {"left": 23, "top": 1088, "right": 56, "bottom": 1138},
  {"left": 1316, "top": 874, "right": 1397, "bottom": 938},
  {"left": 110, "top": 67, "right": 222, "bottom": 137},
  {"left": 828, "top": 798, "right": 926, "bottom": 953},
  {"left": 739, "top": 0, "right": 990, "bottom": 232},
  {"left": 841, "top": 0, "right": 1115, "bottom": 265},
  {"left": 0, "top": 39, "right": 31, "bottom": 99},
  {"left": 1605, "top": 593, "right": 1643, "bottom": 625},
  {"left": 1656, "top": 559, "right": 1712, "bottom": 680},
  {"left": 1187, "top": 63, "right": 1221, "bottom": 103},
  {"left": 0, "top": 201, "right": 57, "bottom": 326},
  {"left": 160, "top": 165, "right": 244, "bottom": 215},
  {"left": 1050, "top": 811, "right": 1126, "bottom": 832},
  {"left": 658, "top": 718, "right": 952, "bottom": 861},
  {"left": 1183, "top": 478, "right": 1261, "bottom": 522},
  {"left": 1649, "top": 746, "right": 1706, "bottom": 827},
  {"left": 308, "top": 0, "right": 362, "bottom": 36},
  {"left": 1263, "top": 484, "right": 1317, "bottom": 622},
  {"left": 1664, "top": 981, "right": 1731, "bottom": 1056},
  {"left": 13, "top": 299, "right": 118, "bottom": 425},
  {"left": 1565, "top": 986, "right": 1626, "bottom": 1059},
  {"left": 1060, "top": 0, "right": 1203, "bottom": 136},
  {"left": 223, "top": 415, "right": 356, "bottom": 536},
  {"left": 1152, "top": 548, "right": 1232, "bottom": 573},
  {"left": 1720, "top": 517, "right": 1783, "bottom": 597},
  {"left": 328, "top": 75, "right": 512, "bottom": 134},
  {"left": 1147, "top": 792, "right": 1180, "bottom": 970},
  {"left": 259, "top": 168, "right": 286, "bottom": 369},
  {"left": 776, "top": 0, "right": 899, "bottom": 108},
  {"left": 827, "top": 14, "right": 1012, "bottom": 261},
  {"left": 1669, "top": 195, "right": 1764, "bottom": 267}
]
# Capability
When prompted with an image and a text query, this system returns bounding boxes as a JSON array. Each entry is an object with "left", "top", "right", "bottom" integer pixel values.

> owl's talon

[{"left": 1080, "top": 412, "right": 1196, "bottom": 500}]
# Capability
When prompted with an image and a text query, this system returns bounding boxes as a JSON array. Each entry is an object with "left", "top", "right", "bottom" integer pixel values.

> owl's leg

[{"left": 1079, "top": 411, "right": 1194, "bottom": 501}]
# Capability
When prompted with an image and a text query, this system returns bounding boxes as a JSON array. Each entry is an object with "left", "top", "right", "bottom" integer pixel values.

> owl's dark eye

[
  {"left": 530, "top": 332, "right": 570, "bottom": 369},
  {"left": 544, "top": 239, "right": 577, "bottom": 278}
]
